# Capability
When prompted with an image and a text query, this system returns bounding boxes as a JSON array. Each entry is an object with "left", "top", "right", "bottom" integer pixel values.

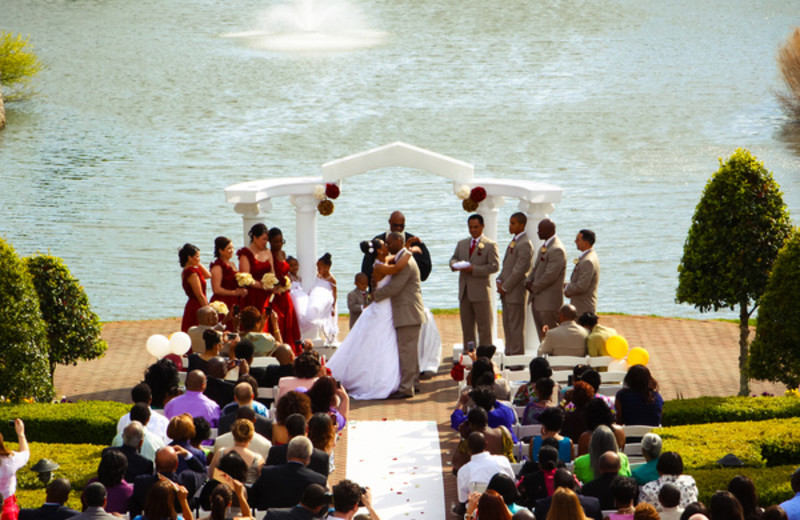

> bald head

[
  {"left": 234, "top": 382, "right": 254, "bottom": 404},
  {"left": 45, "top": 478, "right": 72, "bottom": 504},
  {"left": 155, "top": 446, "right": 179, "bottom": 473},
  {"left": 273, "top": 344, "right": 295, "bottom": 365},
  {"left": 558, "top": 304, "right": 578, "bottom": 322},
  {"left": 599, "top": 451, "right": 621, "bottom": 474},
  {"left": 389, "top": 211, "right": 406, "bottom": 233},
  {"left": 537, "top": 219, "right": 556, "bottom": 241},
  {"left": 186, "top": 370, "right": 206, "bottom": 392},
  {"left": 197, "top": 306, "right": 219, "bottom": 327},
  {"left": 207, "top": 357, "right": 227, "bottom": 379}
]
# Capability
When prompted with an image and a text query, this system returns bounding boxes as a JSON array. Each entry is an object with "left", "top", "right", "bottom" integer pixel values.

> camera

[
  {"left": 7, "top": 420, "right": 14, "bottom": 428},
  {"left": 226, "top": 332, "right": 237, "bottom": 340},
  {"left": 466, "top": 341, "right": 475, "bottom": 353},
  {"left": 358, "top": 486, "right": 367, "bottom": 507},
  {"left": 232, "top": 304, "right": 240, "bottom": 316}
]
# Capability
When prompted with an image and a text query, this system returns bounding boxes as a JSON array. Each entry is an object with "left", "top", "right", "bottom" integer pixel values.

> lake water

[{"left": 2, "top": 0, "right": 799, "bottom": 322}]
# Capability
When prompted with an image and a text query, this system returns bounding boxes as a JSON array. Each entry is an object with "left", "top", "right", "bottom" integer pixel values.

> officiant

[
  {"left": 449, "top": 214, "right": 500, "bottom": 347},
  {"left": 361, "top": 211, "right": 432, "bottom": 284}
]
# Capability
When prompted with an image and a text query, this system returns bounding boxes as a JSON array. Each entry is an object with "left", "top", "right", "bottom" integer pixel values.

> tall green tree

[
  {"left": 0, "top": 238, "right": 55, "bottom": 402},
  {"left": 676, "top": 149, "right": 792, "bottom": 396},
  {"left": 25, "top": 254, "right": 107, "bottom": 379},
  {"left": 750, "top": 229, "right": 800, "bottom": 387}
]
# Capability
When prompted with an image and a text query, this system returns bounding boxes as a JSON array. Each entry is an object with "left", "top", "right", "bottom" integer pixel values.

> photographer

[{"left": 327, "top": 480, "right": 380, "bottom": 520}]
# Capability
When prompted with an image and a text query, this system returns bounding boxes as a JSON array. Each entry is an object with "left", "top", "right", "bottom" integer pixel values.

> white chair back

[
  {"left": 250, "top": 357, "right": 280, "bottom": 368},
  {"left": 544, "top": 355, "right": 589, "bottom": 368}
]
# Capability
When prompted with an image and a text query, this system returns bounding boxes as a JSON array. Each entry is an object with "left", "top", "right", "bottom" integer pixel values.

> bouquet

[
  {"left": 274, "top": 275, "right": 292, "bottom": 294},
  {"left": 261, "top": 272, "right": 279, "bottom": 289},
  {"left": 209, "top": 301, "right": 229, "bottom": 315},
  {"left": 235, "top": 272, "right": 255, "bottom": 287}
]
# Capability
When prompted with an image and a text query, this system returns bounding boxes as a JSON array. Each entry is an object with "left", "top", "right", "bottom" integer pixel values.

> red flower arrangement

[
  {"left": 325, "top": 183, "right": 340, "bottom": 200},
  {"left": 470, "top": 186, "right": 487, "bottom": 202}
]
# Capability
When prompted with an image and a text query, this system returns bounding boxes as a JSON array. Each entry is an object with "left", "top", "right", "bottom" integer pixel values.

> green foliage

[
  {"left": 657, "top": 417, "right": 800, "bottom": 470},
  {"left": 0, "top": 32, "right": 43, "bottom": 101},
  {"left": 0, "top": 401, "right": 129, "bottom": 444},
  {"left": 662, "top": 396, "right": 800, "bottom": 426},
  {"left": 677, "top": 149, "right": 792, "bottom": 312},
  {"left": 0, "top": 238, "right": 54, "bottom": 402},
  {"left": 25, "top": 254, "right": 107, "bottom": 378},
  {"left": 750, "top": 229, "right": 800, "bottom": 387},
  {"left": 692, "top": 465, "right": 795, "bottom": 506}
]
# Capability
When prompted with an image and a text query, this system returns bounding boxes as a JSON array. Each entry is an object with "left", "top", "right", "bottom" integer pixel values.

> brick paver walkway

[{"left": 56, "top": 314, "right": 783, "bottom": 515}]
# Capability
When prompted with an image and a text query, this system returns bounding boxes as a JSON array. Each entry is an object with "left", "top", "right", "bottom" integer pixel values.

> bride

[{"left": 327, "top": 238, "right": 417, "bottom": 400}]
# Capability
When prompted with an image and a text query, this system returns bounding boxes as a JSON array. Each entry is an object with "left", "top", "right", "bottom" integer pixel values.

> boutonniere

[
  {"left": 573, "top": 258, "right": 579, "bottom": 265},
  {"left": 509, "top": 241, "right": 516, "bottom": 250},
  {"left": 540, "top": 246, "right": 547, "bottom": 253},
  {"left": 478, "top": 242, "right": 485, "bottom": 250}
]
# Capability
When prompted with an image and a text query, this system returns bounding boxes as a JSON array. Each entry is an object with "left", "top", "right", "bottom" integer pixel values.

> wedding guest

[
  {"left": 188, "top": 307, "right": 220, "bottom": 355},
  {"left": 572, "top": 425, "right": 631, "bottom": 484},
  {"left": 306, "top": 376, "right": 349, "bottom": 431},
  {"left": 19, "top": 478, "right": 79, "bottom": 520},
  {"left": 268, "top": 228, "right": 301, "bottom": 348},
  {"left": 607, "top": 476, "right": 639, "bottom": 520},
  {"left": 513, "top": 357, "right": 560, "bottom": 406},
  {"left": 110, "top": 404, "right": 166, "bottom": 462},
  {"left": 207, "top": 419, "right": 264, "bottom": 485},
  {"left": 638, "top": 452, "right": 698, "bottom": 511},
  {"left": 164, "top": 371, "right": 221, "bottom": 427},
  {"left": 116, "top": 383, "right": 170, "bottom": 443},
  {"left": 212, "top": 406, "right": 271, "bottom": 460},
  {"left": 632, "top": 433, "right": 663, "bottom": 485},
  {"left": 561, "top": 381, "right": 595, "bottom": 442},
  {"left": 709, "top": 490, "right": 745, "bottom": 520},
  {"left": 134, "top": 478, "right": 193, "bottom": 520},
  {"left": 83, "top": 450, "right": 132, "bottom": 515},
  {"left": 659, "top": 483, "right": 684, "bottom": 520},
  {"left": 307, "top": 413, "right": 336, "bottom": 457},
  {"left": 143, "top": 359, "right": 180, "bottom": 409},
  {"left": 188, "top": 330, "right": 222, "bottom": 374},
  {"left": 577, "top": 398, "right": 626, "bottom": 456},
  {"left": 615, "top": 365, "right": 664, "bottom": 427},
  {"left": 530, "top": 407, "right": 573, "bottom": 463},
  {"left": 209, "top": 237, "right": 248, "bottom": 322},
  {"left": 166, "top": 414, "right": 207, "bottom": 473},
  {"left": 199, "top": 481, "right": 251, "bottom": 520},
  {"left": 271, "top": 391, "right": 312, "bottom": 445},
  {"left": 239, "top": 307, "right": 278, "bottom": 356},
  {"left": 287, "top": 257, "right": 300, "bottom": 282},
  {"left": 277, "top": 352, "right": 321, "bottom": 400},
  {"left": 347, "top": 273, "right": 369, "bottom": 328},
  {"left": 451, "top": 385, "right": 518, "bottom": 442},
  {"left": 179, "top": 243, "right": 211, "bottom": 332},
  {"left": 728, "top": 475, "right": 765, "bottom": 520},
  {"left": 452, "top": 407, "right": 515, "bottom": 473},
  {"left": 521, "top": 378, "right": 556, "bottom": 425},
  {"left": 237, "top": 223, "right": 275, "bottom": 314}
]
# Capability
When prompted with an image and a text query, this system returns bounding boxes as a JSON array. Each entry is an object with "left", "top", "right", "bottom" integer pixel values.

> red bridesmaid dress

[
  {"left": 236, "top": 247, "right": 272, "bottom": 312},
  {"left": 181, "top": 266, "right": 207, "bottom": 332},
  {"left": 272, "top": 258, "right": 302, "bottom": 353},
  {"left": 209, "top": 258, "right": 241, "bottom": 311}
]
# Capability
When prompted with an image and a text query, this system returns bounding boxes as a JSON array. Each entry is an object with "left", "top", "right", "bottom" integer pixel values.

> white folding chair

[
  {"left": 502, "top": 354, "right": 534, "bottom": 370},
  {"left": 601, "top": 371, "right": 628, "bottom": 384},
  {"left": 503, "top": 369, "right": 530, "bottom": 384},
  {"left": 250, "top": 357, "right": 280, "bottom": 368},
  {"left": 624, "top": 424, "right": 657, "bottom": 439},
  {"left": 544, "top": 355, "right": 589, "bottom": 369},
  {"left": 551, "top": 370, "right": 572, "bottom": 384},
  {"left": 596, "top": 384, "right": 623, "bottom": 397},
  {"left": 515, "top": 423, "right": 542, "bottom": 440},
  {"left": 511, "top": 462, "right": 524, "bottom": 475},
  {"left": 588, "top": 356, "right": 613, "bottom": 369},
  {"left": 470, "top": 482, "right": 489, "bottom": 494}
]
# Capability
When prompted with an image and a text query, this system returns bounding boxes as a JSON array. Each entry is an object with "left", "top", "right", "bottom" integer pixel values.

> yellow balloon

[
  {"left": 627, "top": 347, "right": 650, "bottom": 366},
  {"left": 605, "top": 335, "right": 629, "bottom": 359}
]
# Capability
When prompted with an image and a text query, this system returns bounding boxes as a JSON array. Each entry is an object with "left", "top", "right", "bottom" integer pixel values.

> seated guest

[
  {"left": 451, "top": 385, "right": 518, "bottom": 442},
  {"left": 307, "top": 413, "right": 336, "bottom": 457},
  {"left": 561, "top": 381, "right": 595, "bottom": 443},
  {"left": 615, "top": 365, "right": 664, "bottom": 427},
  {"left": 521, "top": 378, "right": 556, "bottom": 425},
  {"left": 530, "top": 407, "right": 573, "bottom": 463},
  {"left": 765, "top": 506, "right": 790, "bottom": 520},
  {"left": 188, "top": 330, "right": 224, "bottom": 374},
  {"left": 143, "top": 359, "right": 180, "bottom": 409},
  {"left": 465, "top": 354, "right": 511, "bottom": 402},
  {"left": 201, "top": 481, "right": 252, "bottom": 520},
  {"left": 265, "top": 413, "right": 330, "bottom": 478},
  {"left": 634, "top": 503, "right": 660, "bottom": 520},
  {"left": 455, "top": 433, "right": 514, "bottom": 507},
  {"left": 728, "top": 475, "right": 765, "bottom": 520},
  {"left": 19, "top": 478, "right": 79, "bottom": 520},
  {"left": 537, "top": 304, "right": 588, "bottom": 357},
  {"left": 680, "top": 502, "right": 710, "bottom": 520},
  {"left": 572, "top": 425, "right": 631, "bottom": 484},
  {"left": 251, "top": 437, "right": 328, "bottom": 510},
  {"left": 517, "top": 445, "right": 564, "bottom": 507},
  {"left": 191, "top": 418, "right": 211, "bottom": 452},
  {"left": 208, "top": 419, "right": 264, "bottom": 485},
  {"left": 487, "top": 473, "right": 523, "bottom": 515},
  {"left": 167, "top": 414, "right": 208, "bottom": 473},
  {"left": 558, "top": 364, "right": 592, "bottom": 404},
  {"left": 83, "top": 450, "right": 132, "bottom": 515},
  {"left": 580, "top": 451, "right": 621, "bottom": 509},
  {"left": 219, "top": 382, "right": 271, "bottom": 436},
  {"left": 780, "top": 468, "right": 800, "bottom": 520},
  {"left": 72, "top": 483, "right": 117, "bottom": 520},
  {"left": 533, "top": 468, "right": 603, "bottom": 520},
  {"left": 103, "top": 422, "right": 154, "bottom": 483},
  {"left": 239, "top": 306, "right": 277, "bottom": 357},
  {"left": 513, "top": 357, "right": 560, "bottom": 407},
  {"left": 130, "top": 446, "right": 206, "bottom": 518},
  {"left": 272, "top": 391, "right": 312, "bottom": 445},
  {"left": 638, "top": 452, "right": 698, "bottom": 511},
  {"left": 577, "top": 398, "right": 626, "bottom": 456},
  {"left": 632, "top": 433, "right": 662, "bottom": 485},
  {"left": 577, "top": 312, "right": 617, "bottom": 357},
  {"left": 203, "top": 357, "right": 237, "bottom": 409},
  {"left": 277, "top": 352, "right": 322, "bottom": 400},
  {"left": 324, "top": 480, "right": 380, "bottom": 520},
  {"left": 709, "top": 490, "right": 745, "bottom": 520},
  {"left": 264, "top": 483, "right": 330, "bottom": 520},
  {"left": 188, "top": 306, "right": 220, "bottom": 354},
  {"left": 453, "top": 407, "right": 515, "bottom": 474},
  {"left": 213, "top": 406, "right": 272, "bottom": 460},
  {"left": 306, "top": 376, "right": 349, "bottom": 431},
  {"left": 577, "top": 369, "right": 616, "bottom": 414},
  {"left": 116, "top": 383, "right": 170, "bottom": 443},
  {"left": 467, "top": 490, "right": 512, "bottom": 520},
  {"left": 111, "top": 403, "right": 165, "bottom": 462},
  {"left": 237, "top": 341, "right": 295, "bottom": 390},
  {"left": 659, "top": 483, "right": 684, "bottom": 520},
  {"left": 196, "top": 451, "right": 248, "bottom": 513},
  {"left": 164, "top": 371, "right": 221, "bottom": 427},
  {"left": 135, "top": 478, "right": 192, "bottom": 520},
  {"left": 607, "top": 476, "right": 639, "bottom": 520}
]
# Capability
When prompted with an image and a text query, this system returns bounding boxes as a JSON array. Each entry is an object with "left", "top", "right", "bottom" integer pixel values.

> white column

[
  {"left": 291, "top": 195, "right": 319, "bottom": 293},
  {"left": 477, "top": 196, "right": 505, "bottom": 343},
  {"left": 234, "top": 202, "right": 271, "bottom": 246},
  {"left": 518, "top": 201, "right": 555, "bottom": 355}
]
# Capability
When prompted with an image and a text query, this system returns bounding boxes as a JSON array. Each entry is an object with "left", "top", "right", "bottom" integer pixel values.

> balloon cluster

[
  {"left": 604, "top": 335, "right": 649, "bottom": 371},
  {"left": 146, "top": 332, "right": 191, "bottom": 359}
]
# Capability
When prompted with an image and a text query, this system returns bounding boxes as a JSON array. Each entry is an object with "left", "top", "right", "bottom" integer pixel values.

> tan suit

[
  {"left": 497, "top": 233, "right": 534, "bottom": 355},
  {"left": 450, "top": 236, "right": 500, "bottom": 346},
  {"left": 374, "top": 251, "right": 426, "bottom": 396},
  {"left": 526, "top": 236, "right": 567, "bottom": 340},
  {"left": 347, "top": 288, "right": 368, "bottom": 329},
  {"left": 565, "top": 249, "right": 600, "bottom": 317},
  {"left": 538, "top": 321, "right": 588, "bottom": 357}
]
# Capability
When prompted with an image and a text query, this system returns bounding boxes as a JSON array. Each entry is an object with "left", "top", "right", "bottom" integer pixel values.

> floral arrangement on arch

[
  {"left": 456, "top": 185, "right": 488, "bottom": 212},
  {"left": 314, "top": 182, "right": 340, "bottom": 216}
]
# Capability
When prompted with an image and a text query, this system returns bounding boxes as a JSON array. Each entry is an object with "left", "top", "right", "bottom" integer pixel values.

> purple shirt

[{"left": 164, "top": 391, "right": 221, "bottom": 427}]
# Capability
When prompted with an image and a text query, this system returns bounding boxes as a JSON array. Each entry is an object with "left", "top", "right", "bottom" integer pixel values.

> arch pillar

[
  {"left": 477, "top": 195, "right": 505, "bottom": 343},
  {"left": 291, "top": 195, "right": 319, "bottom": 292},
  {"left": 234, "top": 202, "right": 271, "bottom": 246}
]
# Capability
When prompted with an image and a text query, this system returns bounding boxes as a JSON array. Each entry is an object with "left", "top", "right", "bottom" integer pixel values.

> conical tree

[
  {"left": 750, "top": 229, "right": 800, "bottom": 388},
  {"left": 676, "top": 149, "right": 792, "bottom": 396},
  {"left": 0, "top": 238, "right": 54, "bottom": 401},
  {"left": 25, "top": 254, "right": 107, "bottom": 379}
]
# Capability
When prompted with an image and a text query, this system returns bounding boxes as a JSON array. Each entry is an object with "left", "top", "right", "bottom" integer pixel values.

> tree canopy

[{"left": 0, "top": 32, "right": 43, "bottom": 101}]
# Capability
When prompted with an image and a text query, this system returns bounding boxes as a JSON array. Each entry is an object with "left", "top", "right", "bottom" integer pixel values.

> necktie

[{"left": 469, "top": 239, "right": 477, "bottom": 256}]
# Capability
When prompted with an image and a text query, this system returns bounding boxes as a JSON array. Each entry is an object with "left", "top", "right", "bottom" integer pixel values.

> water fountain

[{"left": 223, "top": 0, "right": 388, "bottom": 53}]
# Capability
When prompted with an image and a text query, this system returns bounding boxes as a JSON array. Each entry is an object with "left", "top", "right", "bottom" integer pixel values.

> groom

[{"left": 373, "top": 232, "right": 426, "bottom": 399}]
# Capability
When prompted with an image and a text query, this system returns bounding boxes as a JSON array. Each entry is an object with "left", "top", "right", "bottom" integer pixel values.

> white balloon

[
  {"left": 169, "top": 332, "right": 192, "bottom": 355},
  {"left": 607, "top": 359, "right": 629, "bottom": 372},
  {"left": 146, "top": 335, "right": 171, "bottom": 359}
]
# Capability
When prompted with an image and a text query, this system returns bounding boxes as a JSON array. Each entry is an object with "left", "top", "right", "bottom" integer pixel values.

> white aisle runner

[{"left": 346, "top": 420, "right": 446, "bottom": 520}]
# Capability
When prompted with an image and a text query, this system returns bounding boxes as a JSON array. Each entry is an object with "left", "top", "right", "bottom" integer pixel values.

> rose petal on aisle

[{"left": 346, "top": 420, "right": 445, "bottom": 520}]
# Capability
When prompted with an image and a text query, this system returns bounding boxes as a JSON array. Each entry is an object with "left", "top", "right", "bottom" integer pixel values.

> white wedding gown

[
  {"left": 327, "top": 273, "right": 401, "bottom": 400},
  {"left": 290, "top": 278, "right": 339, "bottom": 343}
]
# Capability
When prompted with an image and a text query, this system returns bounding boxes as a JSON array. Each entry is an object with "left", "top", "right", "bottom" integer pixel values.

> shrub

[
  {"left": 0, "top": 238, "right": 54, "bottom": 402},
  {"left": 0, "top": 401, "right": 129, "bottom": 445},
  {"left": 692, "top": 465, "right": 795, "bottom": 506},
  {"left": 676, "top": 149, "right": 792, "bottom": 395},
  {"left": 662, "top": 396, "right": 800, "bottom": 426},
  {"left": 0, "top": 32, "right": 43, "bottom": 101},
  {"left": 777, "top": 27, "right": 800, "bottom": 122},
  {"left": 25, "top": 254, "right": 107, "bottom": 379}
]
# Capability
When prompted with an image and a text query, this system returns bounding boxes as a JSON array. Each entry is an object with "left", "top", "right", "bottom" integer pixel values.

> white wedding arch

[{"left": 224, "top": 141, "right": 562, "bottom": 348}]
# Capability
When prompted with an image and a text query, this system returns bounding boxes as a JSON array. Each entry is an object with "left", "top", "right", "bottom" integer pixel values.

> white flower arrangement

[
  {"left": 235, "top": 272, "right": 255, "bottom": 287},
  {"left": 261, "top": 272, "right": 279, "bottom": 288},
  {"left": 313, "top": 184, "right": 327, "bottom": 201},
  {"left": 478, "top": 242, "right": 485, "bottom": 250},
  {"left": 209, "top": 301, "right": 229, "bottom": 315},
  {"left": 455, "top": 185, "right": 471, "bottom": 200}
]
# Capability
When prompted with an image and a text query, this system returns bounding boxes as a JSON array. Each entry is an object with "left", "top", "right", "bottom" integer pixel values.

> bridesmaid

[
  {"left": 236, "top": 224, "right": 275, "bottom": 315},
  {"left": 179, "top": 243, "right": 211, "bottom": 332},
  {"left": 268, "top": 227, "right": 302, "bottom": 351},
  {"left": 210, "top": 236, "right": 248, "bottom": 326}
]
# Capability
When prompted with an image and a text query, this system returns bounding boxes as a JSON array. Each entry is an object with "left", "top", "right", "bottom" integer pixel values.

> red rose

[
  {"left": 470, "top": 186, "right": 487, "bottom": 202},
  {"left": 325, "top": 183, "right": 340, "bottom": 199}
]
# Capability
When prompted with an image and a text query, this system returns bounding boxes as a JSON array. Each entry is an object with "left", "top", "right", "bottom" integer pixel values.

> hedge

[
  {"left": 693, "top": 465, "right": 796, "bottom": 507},
  {"left": 662, "top": 396, "right": 800, "bottom": 426},
  {"left": 657, "top": 417, "right": 800, "bottom": 470},
  {"left": 0, "top": 401, "right": 129, "bottom": 445}
]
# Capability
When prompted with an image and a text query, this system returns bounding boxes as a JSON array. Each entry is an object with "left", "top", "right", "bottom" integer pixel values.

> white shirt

[
  {"left": 117, "top": 408, "right": 171, "bottom": 443},
  {"left": 456, "top": 451, "right": 514, "bottom": 503},
  {"left": 111, "top": 430, "right": 165, "bottom": 462},
  {"left": 0, "top": 450, "right": 29, "bottom": 498},
  {"left": 513, "top": 231, "right": 527, "bottom": 241},
  {"left": 212, "top": 432, "right": 272, "bottom": 460}
]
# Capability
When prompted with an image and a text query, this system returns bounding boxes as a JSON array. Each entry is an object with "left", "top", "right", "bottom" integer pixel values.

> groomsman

[
  {"left": 450, "top": 214, "right": 500, "bottom": 347},
  {"left": 564, "top": 229, "right": 600, "bottom": 317},
  {"left": 525, "top": 219, "right": 567, "bottom": 340},
  {"left": 496, "top": 212, "right": 534, "bottom": 355}
]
